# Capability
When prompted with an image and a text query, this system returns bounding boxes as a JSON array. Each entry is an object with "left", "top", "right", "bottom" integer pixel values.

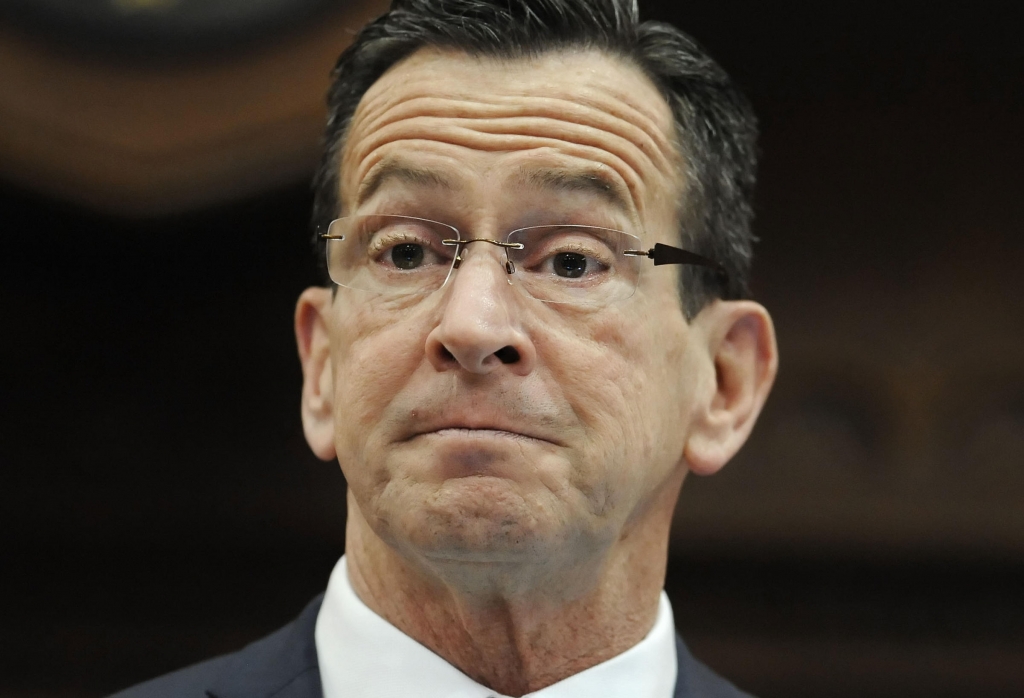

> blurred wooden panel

[
  {"left": 687, "top": 636, "right": 1024, "bottom": 698},
  {"left": 0, "top": 0, "right": 387, "bottom": 216},
  {"left": 673, "top": 100, "right": 1024, "bottom": 558}
]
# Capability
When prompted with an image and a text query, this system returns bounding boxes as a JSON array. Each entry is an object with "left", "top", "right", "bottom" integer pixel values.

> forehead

[{"left": 339, "top": 47, "right": 682, "bottom": 222}]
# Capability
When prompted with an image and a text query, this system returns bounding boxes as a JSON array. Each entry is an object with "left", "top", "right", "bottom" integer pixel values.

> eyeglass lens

[{"left": 325, "top": 215, "right": 643, "bottom": 306}]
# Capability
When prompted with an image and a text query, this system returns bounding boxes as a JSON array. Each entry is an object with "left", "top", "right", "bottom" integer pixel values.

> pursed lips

[
  {"left": 404, "top": 419, "right": 561, "bottom": 446},
  {"left": 429, "top": 427, "right": 548, "bottom": 443}
]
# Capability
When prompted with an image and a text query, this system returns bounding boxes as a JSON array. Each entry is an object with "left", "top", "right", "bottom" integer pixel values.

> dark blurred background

[{"left": 1, "top": 1, "right": 1022, "bottom": 697}]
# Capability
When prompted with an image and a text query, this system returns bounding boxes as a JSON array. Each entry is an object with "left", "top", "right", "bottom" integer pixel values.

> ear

[
  {"left": 295, "top": 287, "right": 337, "bottom": 461},
  {"left": 684, "top": 300, "right": 778, "bottom": 476}
]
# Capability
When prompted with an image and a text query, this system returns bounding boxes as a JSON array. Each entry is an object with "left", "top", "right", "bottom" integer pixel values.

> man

[{"left": 115, "top": 0, "right": 777, "bottom": 696}]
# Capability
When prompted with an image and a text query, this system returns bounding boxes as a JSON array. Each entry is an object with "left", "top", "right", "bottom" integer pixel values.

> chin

[
  {"left": 387, "top": 478, "right": 609, "bottom": 577},
  {"left": 379, "top": 477, "right": 560, "bottom": 561}
]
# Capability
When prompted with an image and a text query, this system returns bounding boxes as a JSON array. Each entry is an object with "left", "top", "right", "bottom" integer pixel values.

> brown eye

[
  {"left": 553, "top": 252, "right": 587, "bottom": 278},
  {"left": 391, "top": 243, "right": 425, "bottom": 269}
]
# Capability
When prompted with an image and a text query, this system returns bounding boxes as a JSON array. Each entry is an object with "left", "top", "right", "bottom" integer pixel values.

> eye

[
  {"left": 504, "top": 224, "right": 640, "bottom": 305},
  {"left": 365, "top": 223, "right": 452, "bottom": 270},
  {"left": 520, "top": 229, "right": 614, "bottom": 282},
  {"left": 552, "top": 252, "right": 588, "bottom": 278},
  {"left": 391, "top": 243, "right": 425, "bottom": 269}
]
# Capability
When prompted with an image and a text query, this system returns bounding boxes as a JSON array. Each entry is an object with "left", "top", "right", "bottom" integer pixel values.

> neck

[{"left": 342, "top": 474, "right": 682, "bottom": 697}]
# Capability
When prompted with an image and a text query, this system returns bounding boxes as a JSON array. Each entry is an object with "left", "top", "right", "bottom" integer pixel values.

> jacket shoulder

[
  {"left": 110, "top": 654, "right": 230, "bottom": 698},
  {"left": 110, "top": 595, "right": 324, "bottom": 698}
]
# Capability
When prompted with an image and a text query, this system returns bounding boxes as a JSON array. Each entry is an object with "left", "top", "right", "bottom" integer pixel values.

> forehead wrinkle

[
  {"left": 350, "top": 47, "right": 676, "bottom": 153},
  {"left": 355, "top": 89, "right": 673, "bottom": 154},
  {"left": 340, "top": 52, "right": 683, "bottom": 228},
  {"left": 349, "top": 93, "right": 676, "bottom": 182},
  {"left": 348, "top": 128, "right": 651, "bottom": 220},
  {"left": 347, "top": 116, "right": 667, "bottom": 220}
]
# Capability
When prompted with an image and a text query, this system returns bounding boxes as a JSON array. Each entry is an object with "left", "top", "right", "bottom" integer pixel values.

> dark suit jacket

[{"left": 112, "top": 595, "right": 754, "bottom": 698}]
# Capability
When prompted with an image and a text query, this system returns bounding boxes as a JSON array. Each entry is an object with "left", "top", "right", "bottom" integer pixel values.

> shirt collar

[{"left": 315, "top": 555, "right": 677, "bottom": 698}]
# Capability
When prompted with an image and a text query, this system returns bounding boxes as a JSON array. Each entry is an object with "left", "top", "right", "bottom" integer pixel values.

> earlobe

[
  {"left": 295, "top": 287, "right": 337, "bottom": 461},
  {"left": 684, "top": 301, "right": 778, "bottom": 476}
]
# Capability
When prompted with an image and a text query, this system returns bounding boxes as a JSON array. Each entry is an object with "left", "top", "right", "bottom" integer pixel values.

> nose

[{"left": 424, "top": 247, "right": 537, "bottom": 376}]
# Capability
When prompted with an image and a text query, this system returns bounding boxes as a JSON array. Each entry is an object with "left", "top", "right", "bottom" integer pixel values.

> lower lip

[{"left": 415, "top": 429, "right": 547, "bottom": 478}]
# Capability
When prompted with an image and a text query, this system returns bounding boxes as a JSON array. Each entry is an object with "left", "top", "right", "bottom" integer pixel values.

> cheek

[
  {"left": 538, "top": 308, "right": 675, "bottom": 511},
  {"left": 330, "top": 303, "right": 427, "bottom": 451}
]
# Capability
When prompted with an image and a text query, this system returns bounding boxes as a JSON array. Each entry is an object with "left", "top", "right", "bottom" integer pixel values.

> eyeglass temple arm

[{"left": 625, "top": 243, "right": 730, "bottom": 287}]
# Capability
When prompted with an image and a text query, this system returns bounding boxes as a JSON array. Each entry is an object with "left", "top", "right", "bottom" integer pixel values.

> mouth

[
  {"left": 424, "top": 427, "right": 550, "bottom": 443},
  {"left": 404, "top": 422, "right": 560, "bottom": 446}
]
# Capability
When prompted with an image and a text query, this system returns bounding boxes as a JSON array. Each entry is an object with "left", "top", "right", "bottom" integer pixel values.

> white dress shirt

[{"left": 315, "top": 555, "right": 678, "bottom": 698}]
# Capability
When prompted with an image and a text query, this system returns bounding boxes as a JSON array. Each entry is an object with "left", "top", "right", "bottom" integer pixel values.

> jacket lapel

[
  {"left": 674, "top": 634, "right": 754, "bottom": 698},
  {"left": 206, "top": 595, "right": 325, "bottom": 698}
]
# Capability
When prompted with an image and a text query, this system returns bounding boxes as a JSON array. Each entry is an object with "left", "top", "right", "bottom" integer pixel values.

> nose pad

[{"left": 448, "top": 239, "right": 518, "bottom": 276}]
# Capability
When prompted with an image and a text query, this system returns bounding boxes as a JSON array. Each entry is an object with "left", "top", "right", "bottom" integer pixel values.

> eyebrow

[
  {"left": 356, "top": 159, "right": 455, "bottom": 206},
  {"left": 510, "top": 167, "right": 634, "bottom": 215},
  {"left": 354, "top": 160, "right": 634, "bottom": 216}
]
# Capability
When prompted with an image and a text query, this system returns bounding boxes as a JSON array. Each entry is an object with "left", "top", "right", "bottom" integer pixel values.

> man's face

[{"left": 322, "top": 48, "right": 708, "bottom": 571}]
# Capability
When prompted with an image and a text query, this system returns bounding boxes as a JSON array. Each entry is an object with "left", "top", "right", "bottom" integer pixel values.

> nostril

[
  {"left": 440, "top": 346, "right": 456, "bottom": 362},
  {"left": 494, "top": 346, "right": 520, "bottom": 364}
]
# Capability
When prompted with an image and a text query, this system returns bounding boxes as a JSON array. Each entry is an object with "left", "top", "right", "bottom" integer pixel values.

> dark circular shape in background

[{"left": 0, "top": 0, "right": 349, "bottom": 61}]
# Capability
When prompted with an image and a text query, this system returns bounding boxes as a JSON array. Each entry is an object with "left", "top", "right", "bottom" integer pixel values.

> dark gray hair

[{"left": 311, "top": 0, "right": 758, "bottom": 317}]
